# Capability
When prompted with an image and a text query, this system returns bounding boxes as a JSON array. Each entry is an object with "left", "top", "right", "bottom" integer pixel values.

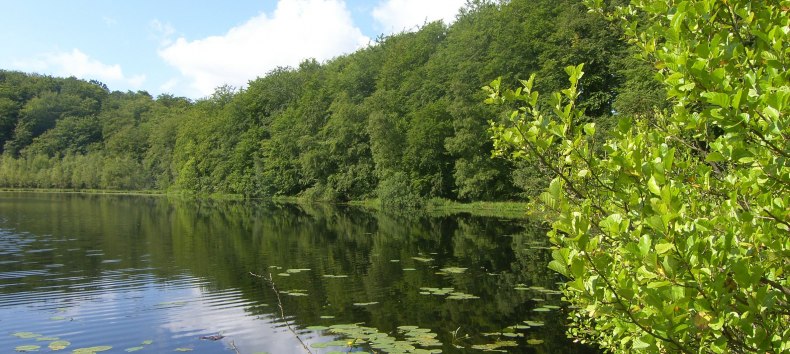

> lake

[{"left": 0, "top": 192, "right": 597, "bottom": 353}]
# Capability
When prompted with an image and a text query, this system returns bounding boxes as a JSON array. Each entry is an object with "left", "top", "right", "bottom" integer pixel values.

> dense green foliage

[
  {"left": 0, "top": 0, "right": 655, "bottom": 206},
  {"left": 489, "top": 0, "right": 789, "bottom": 352}
]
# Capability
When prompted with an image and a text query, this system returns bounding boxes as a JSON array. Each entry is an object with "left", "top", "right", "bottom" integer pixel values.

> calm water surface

[{"left": 0, "top": 192, "right": 597, "bottom": 353}]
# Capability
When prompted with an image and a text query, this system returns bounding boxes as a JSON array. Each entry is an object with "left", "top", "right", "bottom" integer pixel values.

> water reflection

[{"left": 0, "top": 192, "right": 597, "bottom": 353}]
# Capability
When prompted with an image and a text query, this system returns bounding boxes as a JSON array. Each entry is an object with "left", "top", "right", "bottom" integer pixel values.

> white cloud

[
  {"left": 12, "top": 49, "right": 146, "bottom": 89},
  {"left": 150, "top": 19, "right": 176, "bottom": 47},
  {"left": 372, "top": 0, "right": 467, "bottom": 33},
  {"left": 158, "top": 0, "right": 370, "bottom": 98}
]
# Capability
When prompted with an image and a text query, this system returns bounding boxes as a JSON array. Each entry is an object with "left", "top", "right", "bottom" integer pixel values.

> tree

[{"left": 487, "top": 0, "right": 789, "bottom": 352}]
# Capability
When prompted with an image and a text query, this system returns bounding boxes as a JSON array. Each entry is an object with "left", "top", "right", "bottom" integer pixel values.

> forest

[{"left": 0, "top": 0, "right": 660, "bottom": 207}]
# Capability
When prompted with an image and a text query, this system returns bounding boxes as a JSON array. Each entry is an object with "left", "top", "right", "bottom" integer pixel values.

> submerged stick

[
  {"left": 250, "top": 272, "right": 313, "bottom": 354},
  {"left": 229, "top": 340, "right": 241, "bottom": 354}
]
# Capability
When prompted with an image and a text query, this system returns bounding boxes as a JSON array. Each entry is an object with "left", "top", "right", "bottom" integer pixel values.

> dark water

[{"left": 0, "top": 192, "right": 597, "bottom": 353}]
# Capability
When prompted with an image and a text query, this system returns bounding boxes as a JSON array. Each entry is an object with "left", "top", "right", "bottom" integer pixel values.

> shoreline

[{"left": 0, "top": 188, "right": 536, "bottom": 220}]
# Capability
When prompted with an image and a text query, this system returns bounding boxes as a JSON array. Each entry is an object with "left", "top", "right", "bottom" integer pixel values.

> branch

[{"left": 250, "top": 272, "right": 313, "bottom": 354}]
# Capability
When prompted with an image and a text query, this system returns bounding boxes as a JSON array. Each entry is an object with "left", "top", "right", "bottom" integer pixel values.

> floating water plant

[
  {"left": 446, "top": 292, "right": 479, "bottom": 300},
  {"left": 419, "top": 287, "right": 454, "bottom": 296},
  {"left": 411, "top": 257, "right": 433, "bottom": 263},
  {"left": 419, "top": 287, "right": 478, "bottom": 300},
  {"left": 14, "top": 345, "right": 40, "bottom": 352},
  {"left": 352, "top": 301, "right": 378, "bottom": 306},
  {"left": 310, "top": 323, "right": 442, "bottom": 353},
  {"left": 439, "top": 267, "right": 467, "bottom": 274},
  {"left": 12, "top": 332, "right": 41, "bottom": 339},
  {"left": 471, "top": 340, "right": 517, "bottom": 351},
  {"left": 72, "top": 346, "right": 113, "bottom": 353},
  {"left": 48, "top": 340, "right": 70, "bottom": 351},
  {"left": 280, "top": 289, "right": 308, "bottom": 296},
  {"left": 285, "top": 268, "right": 310, "bottom": 274},
  {"left": 306, "top": 325, "right": 330, "bottom": 331},
  {"left": 322, "top": 274, "right": 348, "bottom": 278}
]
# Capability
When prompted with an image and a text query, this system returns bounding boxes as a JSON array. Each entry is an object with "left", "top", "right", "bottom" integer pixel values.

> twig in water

[
  {"left": 250, "top": 272, "right": 313, "bottom": 354},
  {"left": 229, "top": 340, "right": 241, "bottom": 354}
]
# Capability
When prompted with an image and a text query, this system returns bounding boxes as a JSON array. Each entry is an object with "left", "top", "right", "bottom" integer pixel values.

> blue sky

[{"left": 0, "top": 0, "right": 467, "bottom": 99}]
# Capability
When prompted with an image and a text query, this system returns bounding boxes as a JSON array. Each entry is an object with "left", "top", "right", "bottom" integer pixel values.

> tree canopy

[
  {"left": 488, "top": 0, "right": 789, "bottom": 351},
  {"left": 0, "top": 0, "right": 654, "bottom": 206}
]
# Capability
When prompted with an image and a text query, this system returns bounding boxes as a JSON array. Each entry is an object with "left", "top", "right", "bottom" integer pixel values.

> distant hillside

[{"left": 0, "top": 0, "right": 662, "bottom": 206}]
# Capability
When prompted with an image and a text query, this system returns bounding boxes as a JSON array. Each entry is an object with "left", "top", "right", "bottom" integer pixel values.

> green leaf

[
  {"left": 639, "top": 235, "right": 651, "bottom": 257},
  {"left": 548, "top": 259, "right": 569, "bottom": 277},
  {"left": 647, "top": 176, "right": 661, "bottom": 196},
  {"left": 655, "top": 243, "right": 674, "bottom": 255},
  {"left": 583, "top": 123, "right": 596, "bottom": 136},
  {"left": 647, "top": 281, "right": 671, "bottom": 289},
  {"left": 705, "top": 151, "right": 726, "bottom": 162},
  {"left": 701, "top": 92, "right": 730, "bottom": 108}
]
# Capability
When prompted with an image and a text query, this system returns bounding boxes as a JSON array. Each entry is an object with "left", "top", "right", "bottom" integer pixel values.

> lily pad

[
  {"left": 527, "top": 339, "right": 545, "bottom": 345},
  {"left": 72, "top": 346, "right": 112, "bottom": 353},
  {"left": 446, "top": 292, "right": 480, "bottom": 300},
  {"left": 285, "top": 268, "right": 310, "bottom": 274},
  {"left": 48, "top": 340, "right": 70, "bottom": 350},
  {"left": 419, "top": 287, "right": 454, "bottom": 296},
  {"left": 440, "top": 267, "right": 468, "bottom": 274},
  {"left": 471, "top": 340, "right": 518, "bottom": 351},
  {"left": 306, "top": 325, "right": 329, "bottom": 330},
  {"left": 412, "top": 257, "right": 434, "bottom": 263},
  {"left": 524, "top": 320, "right": 545, "bottom": 326},
  {"left": 12, "top": 332, "right": 41, "bottom": 339},
  {"left": 533, "top": 307, "right": 552, "bottom": 312},
  {"left": 352, "top": 301, "right": 379, "bottom": 306},
  {"left": 141, "top": 340, "right": 153, "bottom": 345},
  {"left": 15, "top": 345, "right": 40, "bottom": 352},
  {"left": 125, "top": 347, "right": 144, "bottom": 352},
  {"left": 319, "top": 315, "right": 335, "bottom": 319},
  {"left": 174, "top": 348, "right": 193, "bottom": 352}
]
